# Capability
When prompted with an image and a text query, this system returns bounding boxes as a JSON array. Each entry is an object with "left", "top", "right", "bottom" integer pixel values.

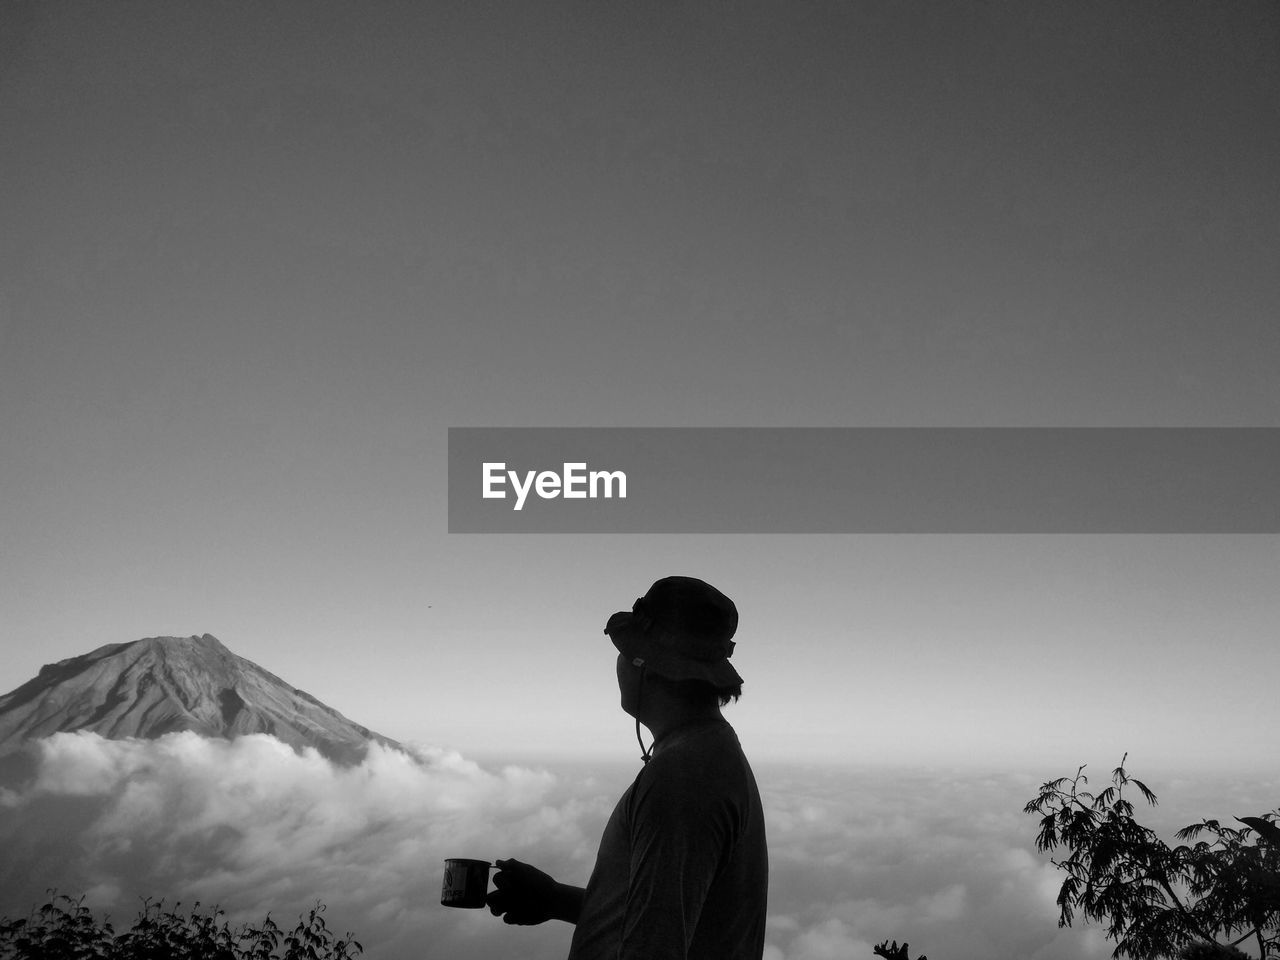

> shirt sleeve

[{"left": 616, "top": 763, "right": 738, "bottom": 960}]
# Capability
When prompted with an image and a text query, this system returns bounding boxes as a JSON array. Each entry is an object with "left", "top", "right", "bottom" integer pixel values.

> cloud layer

[
  {"left": 759, "top": 767, "right": 1109, "bottom": 959},
  {"left": 1, "top": 732, "right": 611, "bottom": 958},
  {"left": 4, "top": 733, "right": 1233, "bottom": 959}
]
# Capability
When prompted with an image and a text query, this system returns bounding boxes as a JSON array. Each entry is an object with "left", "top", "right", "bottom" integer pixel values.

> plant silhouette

[
  {"left": 0, "top": 893, "right": 362, "bottom": 960},
  {"left": 1025, "top": 756, "right": 1280, "bottom": 959}
]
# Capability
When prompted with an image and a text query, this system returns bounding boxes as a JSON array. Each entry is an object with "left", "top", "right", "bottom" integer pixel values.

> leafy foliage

[
  {"left": 0, "top": 894, "right": 362, "bottom": 960},
  {"left": 1180, "top": 942, "right": 1253, "bottom": 960},
  {"left": 1024, "top": 756, "right": 1280, "bottom": 959},
  {"left": 874, "top": 938, "right": 927, "bottom": 960}
]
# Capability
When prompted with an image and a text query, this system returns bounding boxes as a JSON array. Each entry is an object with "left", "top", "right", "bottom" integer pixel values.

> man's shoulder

[
  {"left": 639, "top": 721, "right": 755, "bottom": 799},
  {"left": 652, "top": 718, "right": 743, "bottom": 762},
  {"left": 626, "top": 721, "right": 762, "bottom": 848}
]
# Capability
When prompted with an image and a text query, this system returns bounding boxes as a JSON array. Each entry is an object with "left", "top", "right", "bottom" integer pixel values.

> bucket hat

[{"left": 604, "top": 576, "right": 743, "bottom": 688}]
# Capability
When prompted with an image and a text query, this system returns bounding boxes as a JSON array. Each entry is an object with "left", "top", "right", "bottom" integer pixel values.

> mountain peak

[{"left": 1, "top": 635, "right": 398, "bottom": 764}]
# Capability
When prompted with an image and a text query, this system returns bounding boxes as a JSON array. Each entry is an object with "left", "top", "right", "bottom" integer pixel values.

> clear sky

[{"left": 3, "top": 0, "right": 1278, "bottom": 774}]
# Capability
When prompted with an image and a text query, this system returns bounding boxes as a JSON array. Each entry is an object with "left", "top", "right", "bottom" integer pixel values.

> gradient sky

[{"left": 3, "top": 1, "right": 1278, "bottom": 775}]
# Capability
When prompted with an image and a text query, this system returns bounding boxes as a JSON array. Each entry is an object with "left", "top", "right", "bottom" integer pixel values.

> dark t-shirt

[{"left": 567, "top": 717, "right": 769, "bottom": 960}]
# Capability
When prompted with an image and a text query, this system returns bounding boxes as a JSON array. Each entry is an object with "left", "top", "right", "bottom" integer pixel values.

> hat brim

[{"left": 606, "top": 612, "right": 744, "bottom": 687}]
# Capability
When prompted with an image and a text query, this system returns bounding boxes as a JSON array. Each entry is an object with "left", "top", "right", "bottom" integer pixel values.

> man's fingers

[
  {"left": 491, "top": 859, "right": 518, "bottom": 888},
  {"left": 486, "top": 890, "right": 508, "bottom": 915},
  {"left": 492, "top": 869, "right": 522, "bottom": 891},
  {"left": 485, "top": 858, "right": 553, "bottom": 926},
  {"left": 492, "top": 859, "right": 534, "bottom": 891}
]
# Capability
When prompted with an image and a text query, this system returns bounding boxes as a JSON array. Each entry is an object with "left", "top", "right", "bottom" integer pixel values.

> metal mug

[{"left": 440, "top": 858, "right": 493, "bottom": 909}]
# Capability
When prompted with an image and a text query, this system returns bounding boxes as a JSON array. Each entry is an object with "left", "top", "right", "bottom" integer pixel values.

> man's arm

[
  {"left": 550, "top": 880, "right": 586, "bottom": 924},
  {"left": 487, "top": 859, "right": 585, "bottom": 925},
  {"left": 617, "top": 773, "right": 733, "bottom": 959}
]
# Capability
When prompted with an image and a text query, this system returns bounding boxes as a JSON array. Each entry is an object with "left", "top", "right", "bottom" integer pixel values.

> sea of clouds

[{"left": 1, "top": 732, "right": 1270, "bottom": 959}]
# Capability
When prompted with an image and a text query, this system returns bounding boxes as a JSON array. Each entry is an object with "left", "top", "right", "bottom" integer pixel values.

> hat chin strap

[{"left": 633, "top": 659, "right": 652, "bottom": 765}]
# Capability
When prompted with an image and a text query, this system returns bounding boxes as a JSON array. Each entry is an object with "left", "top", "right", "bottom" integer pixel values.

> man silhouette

[{"left": 486, "top": 576, "right": 769, "bottom": 960}]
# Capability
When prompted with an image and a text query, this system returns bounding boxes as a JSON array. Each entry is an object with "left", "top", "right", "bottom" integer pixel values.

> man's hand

[{"left": 486, "top": 859, "right": 565, "bottom": 925}]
